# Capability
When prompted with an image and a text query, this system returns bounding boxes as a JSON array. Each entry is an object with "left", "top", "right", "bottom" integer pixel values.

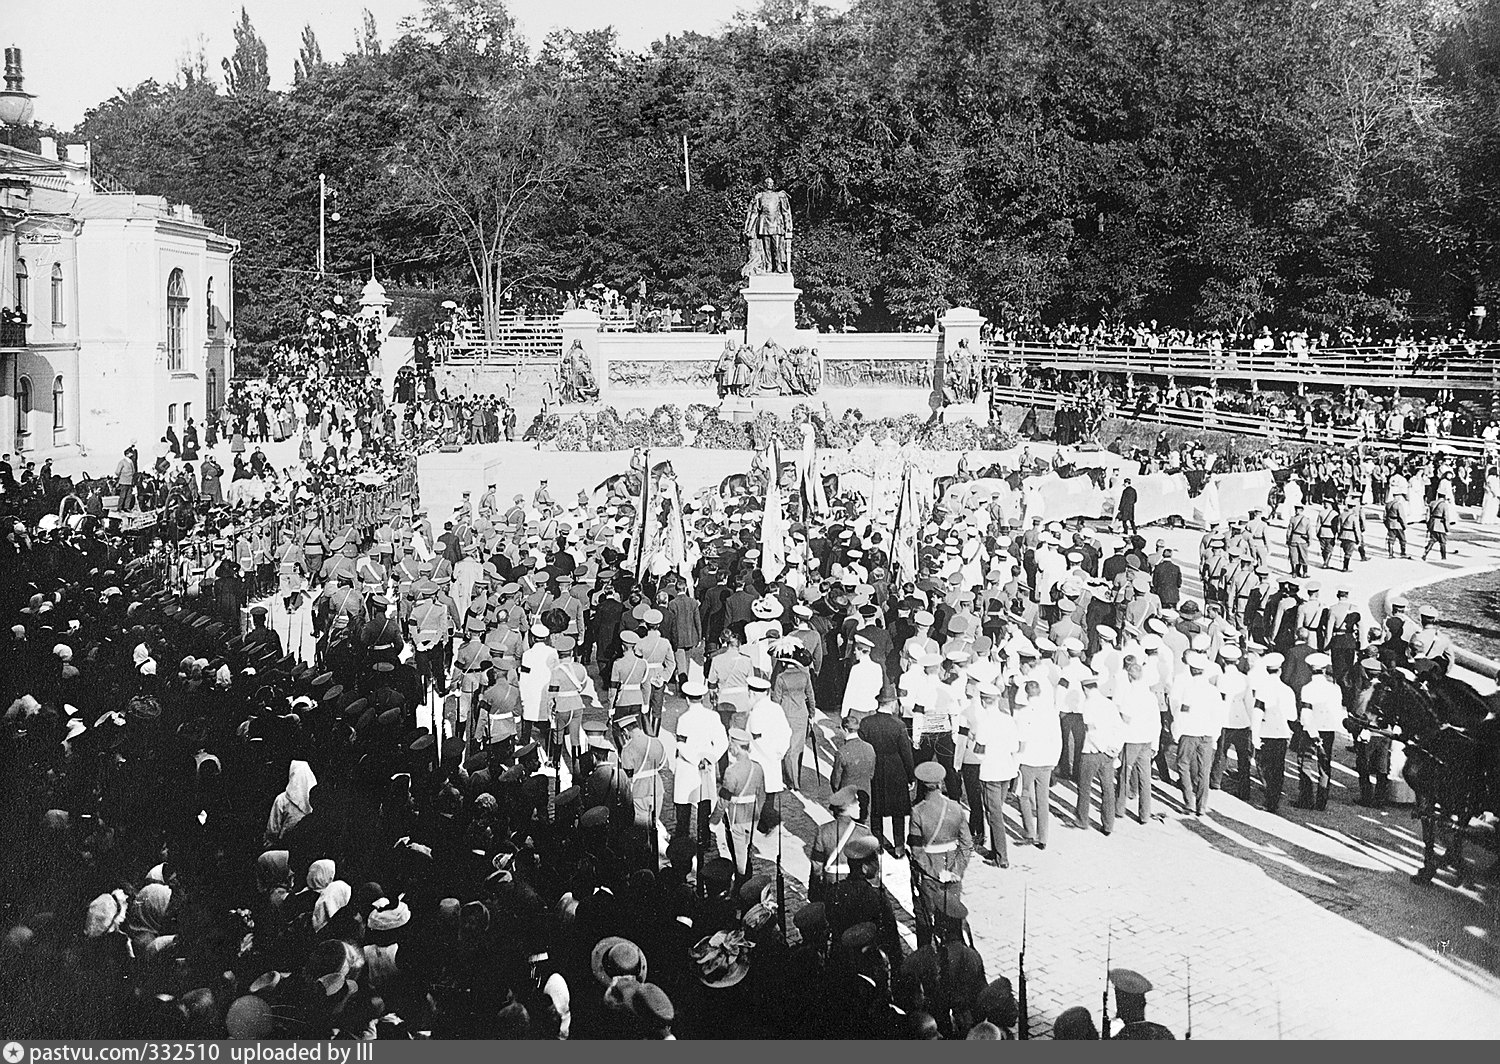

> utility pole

[{"left": 318, "top": 172, "right": 327, "bottom": 277}]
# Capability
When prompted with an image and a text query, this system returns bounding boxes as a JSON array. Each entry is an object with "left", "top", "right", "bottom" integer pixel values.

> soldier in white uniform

[
  {"left": 1295, "top": 652, "right": 1343, "bottom": 811},
  {"left": 746, "top": 675, "right": 791, "bottom": 835},
  {"left": 518, "top": 622, "right": 558, "bottom": 747},
  {"left": 672, "top": 679, "right": 729, "bottom": 851}
]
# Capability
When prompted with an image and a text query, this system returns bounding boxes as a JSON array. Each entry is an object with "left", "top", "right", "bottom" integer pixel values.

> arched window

[
  {"left": 50, "top": 263, "right": 64, "bottom": 325},
  {"left": 207, "top": 368, "right": 218, "bottom": 411},
  {"left": 14, "top": 258, "right": 27, "bottom": 316},
  {"left": 183, "top": 401, "right": 192, "bottom": 424},
  {"left": 206, "top": 277, "right": 216, "bottom": 334},
  {"left": 166, "top": 268, "right": 187, "bottom": 371},
  {"left": 52, "top": 375, "right": 64, "bottom": 431},
  {"left": 168, "top": 402, "right": 177, "bottom": 426},
  {"left": 16, "top": 375, "right": 32, "bottom": 437}
]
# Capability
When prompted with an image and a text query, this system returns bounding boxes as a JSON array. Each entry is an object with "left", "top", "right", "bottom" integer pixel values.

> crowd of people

[
  {"left": 984, "top": 317, "right": 1494, "bottom": 364},
  {"left": 1002, "top": 365, "right": 1500, "bottom": 446},
  {"left": 3, "top": 316, "right": 1495, "bottom": 1041}
]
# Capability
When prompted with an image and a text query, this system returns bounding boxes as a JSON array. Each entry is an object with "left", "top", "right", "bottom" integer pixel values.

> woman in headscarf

[
  {"left": 308, "top": 860, "right": 351, "bottom": 934},
  {"left": 265, "top": 760, "right": 317, "bottom": 846},
  {"left": 124, "top": 883, "right": 175, "bottom": 963}
]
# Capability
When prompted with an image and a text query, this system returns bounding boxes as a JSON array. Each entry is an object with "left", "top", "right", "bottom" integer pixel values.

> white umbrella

[
  {"left": 441, "top": 300, "right": 458, "bottom": 310},
  {"left": 699, "top": 304, "right": 717, "bottom": 313}
]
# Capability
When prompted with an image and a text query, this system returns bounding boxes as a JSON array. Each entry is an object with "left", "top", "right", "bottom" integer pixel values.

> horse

[
  {"left": 596, "top": 460, "right": 678, "bottom": 503},
  {"left": 1356, "top": 668, "right": 1500, "bottom": 884}
]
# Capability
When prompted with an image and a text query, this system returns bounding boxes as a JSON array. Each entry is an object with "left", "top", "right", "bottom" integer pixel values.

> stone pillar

[
  {"left": 741, "top": 273, "right": 802, "bottom": 350},
  {"left": 940, "top": 306, "right": 986, "bottom": 360},
  {"left": 941, "top": 306, "right": 987, "bottom": 405},
  {"left": 559, "top": 309, "right": 604, "bottom": 400}
]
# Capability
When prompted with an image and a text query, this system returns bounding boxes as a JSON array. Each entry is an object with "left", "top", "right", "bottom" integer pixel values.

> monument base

[{"left": 741, "top": 272, "right": 802, "bottom": 349}]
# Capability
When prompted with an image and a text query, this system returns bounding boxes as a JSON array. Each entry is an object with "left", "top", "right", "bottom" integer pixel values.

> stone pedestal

[
  {"left": 741, "top": 272, "right": 802, "bottom": 350},
  {"left": 559, "top": 309, "right": 604, "bottom": 400}
]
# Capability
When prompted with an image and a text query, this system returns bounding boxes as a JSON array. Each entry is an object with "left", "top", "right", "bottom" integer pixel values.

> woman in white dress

[{"left": 1482, "top": 466, "right": 1500, "bottom": 526}]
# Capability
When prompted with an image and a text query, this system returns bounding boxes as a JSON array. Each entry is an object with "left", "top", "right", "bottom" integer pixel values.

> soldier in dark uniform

[
  {"left": 827, "top": 834, "right": 902, "bottom": 963},
  {"left": 808, "top": 786, "right": 876, "bottom": 901},
  {"left": 830, "top": 712, "right": 876, "bottom": 820},
  {"left": 242, "top": 604, "right": 283, "bottom": 660},
  {"left": 408, "top": 579, "right": 451, "bottom": 699},
  {"left": 358, "top": 593, "right": 403, "bottom": 669},
  {"left": 1106, "top": 968, "right": 1153, "bottom": 1037},
  {"left": 618, "top": 710, "right": 669, "bottom": 863},
  {"left": 899, "top": 894, "right": 986, "bottom": 1038},
  {"left": 906, "top": 759, "right": 973, "bottom": 949}
]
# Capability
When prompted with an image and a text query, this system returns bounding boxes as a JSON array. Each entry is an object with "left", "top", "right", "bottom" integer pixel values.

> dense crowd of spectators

[{"left": 984, "top": 317, "right": 1492, "bottom": 360}]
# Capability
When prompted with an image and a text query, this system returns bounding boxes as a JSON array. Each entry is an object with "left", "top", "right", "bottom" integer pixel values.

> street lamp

[{"left": 0, "top": 48, "right": 34, "bottom": 127}]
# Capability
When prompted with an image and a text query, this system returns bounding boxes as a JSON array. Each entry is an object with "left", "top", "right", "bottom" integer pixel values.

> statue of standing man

[{"left": 743, "top": 178, "right": 794, "bottom": 274}]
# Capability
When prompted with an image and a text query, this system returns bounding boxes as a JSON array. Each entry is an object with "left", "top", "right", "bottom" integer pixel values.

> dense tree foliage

[{"left": 64, "top": 0, "right": 1500, "bottom": 344}]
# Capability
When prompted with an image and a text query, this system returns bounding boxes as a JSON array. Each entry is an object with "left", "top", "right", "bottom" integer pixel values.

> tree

[
  {"left": 388, "top": 81, "right": 579, "bottom": 340},
  {"left": 177, "top": 35, "right": 213, "bottom": 88},
  {"left": 358, "top": 9, "right": 383, "bottom": 58},
  {"left": 222, "top": 7, "right": 270, "bottom": 95},
  {"left": 294, "top": 24, "right": 325, "bottom": 84}
]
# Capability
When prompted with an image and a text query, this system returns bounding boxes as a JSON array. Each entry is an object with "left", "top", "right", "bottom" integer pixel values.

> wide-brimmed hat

[
  {"left": 591, "top": 936, "right": 648, "bottom": 986},
  {"left": 691, "top": 930, "right": 753, "bottom": 988},
  {"left": 751, "top": 596, "right": 781, "bottom": 620}
]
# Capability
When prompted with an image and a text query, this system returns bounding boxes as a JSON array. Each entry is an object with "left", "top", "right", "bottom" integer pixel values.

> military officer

[
  {"left": 720, "top": 727, "right": 766, "bottom": 879},
  {"left": 637, "top": 608, "right": 675, "bottom": 735},
  {"left": 408, "top": 579, "right": 451, "bottom": 699},
  {"left": 618, "top": 710, "right": 670, "bottom": 861},
  {"left": 906, "top": 760, "right": 974, "bottom": 949},
  {"left": 1285, "top": 502, "right": 1314, "bottom": 578},
  {"left": 671, "top": 679, "right": 728, "bottom": 851},
  {"left": 540, "top": 634, "right": 597, "bottom": 776},
  {"left": 809, "top": 785, "right": 876, "bottom": 902},
  {"left": 608, "top": 631, "right": 651, "bottom": 723}
]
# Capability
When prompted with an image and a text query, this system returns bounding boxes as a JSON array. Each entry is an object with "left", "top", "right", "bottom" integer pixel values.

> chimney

[
  {"left": 38, "top": 136, "right": 57, "bottom": 160},
  {"left": 66, "top": 143, "right": 90, "bottom": 168}
]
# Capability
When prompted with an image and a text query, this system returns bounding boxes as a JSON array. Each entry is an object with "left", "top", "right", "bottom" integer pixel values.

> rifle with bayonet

[
  {"left": 1186, "top": 956, "right": 1193, "bottom": 1040},
  {"left": 776, "top": 791, "right": 788, "bottom": 940},
  {"left": 1018, "top": 882, "right": 1029, "bottom": 1039},
  {"left": 1101, "top": 921, "right": 1112, "bottom": 1040}
]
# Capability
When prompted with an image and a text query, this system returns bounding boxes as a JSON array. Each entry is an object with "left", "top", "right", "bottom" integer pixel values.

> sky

[{"left": 3, "top": 0, "right": 838, "bottom": 130}]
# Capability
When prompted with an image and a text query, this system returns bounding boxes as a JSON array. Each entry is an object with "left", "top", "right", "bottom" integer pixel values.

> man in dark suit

[
  {"left": 1117, "top": 479, "right": 1139, "bottom": 536},
  {"left": 831, "top": 713, "right": 876, "bottom": 819},
  {"left": 1150, "top": 548, "right": 1182, "bottom": 609},
  {"left": 589, "top": 582, "right": 626, "bottom": 678},
  {"left": 858, "top": 696, "right": 915, "bottom": 858}
]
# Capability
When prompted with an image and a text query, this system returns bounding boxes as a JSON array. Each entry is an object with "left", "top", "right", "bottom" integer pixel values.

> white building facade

[{"left": 1, "top": 141, "right": 238, "bottom": 465}]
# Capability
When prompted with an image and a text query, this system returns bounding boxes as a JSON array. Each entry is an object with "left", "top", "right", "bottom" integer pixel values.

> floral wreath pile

[{"left": 535, "top": 403, "right": 1020, "bottom": 453}]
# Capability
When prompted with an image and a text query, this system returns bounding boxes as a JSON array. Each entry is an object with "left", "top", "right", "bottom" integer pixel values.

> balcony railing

[
  {"left": 984, "top": 340, "right": 1500, "bottom": 391},
  {"left": 0, "top": 319, "right": 28, "bottom": 347},
  {"left": 990, "top": 384, "right": 1495, "bottom": 460}
]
